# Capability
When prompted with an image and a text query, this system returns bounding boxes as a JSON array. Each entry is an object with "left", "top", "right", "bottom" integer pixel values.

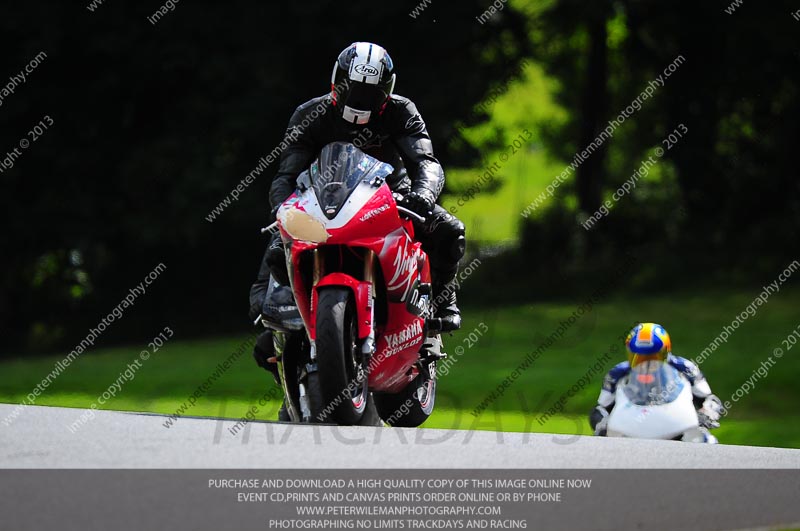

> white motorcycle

[{"left": 606, "top": 361, "right": 718, "bottom": 443}]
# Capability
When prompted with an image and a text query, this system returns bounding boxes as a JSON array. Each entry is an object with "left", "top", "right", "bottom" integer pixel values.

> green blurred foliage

[
  {"left": 3, "top": 288, "right": 799, "bottom": 448},
  {"left": 450, "top": 0, "right": 799, "bottom": 293}
]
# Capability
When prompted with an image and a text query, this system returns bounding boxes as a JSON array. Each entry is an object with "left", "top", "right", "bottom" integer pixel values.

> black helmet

[{"left": 331, "top": 42, "right": 396, "bottom": 125}]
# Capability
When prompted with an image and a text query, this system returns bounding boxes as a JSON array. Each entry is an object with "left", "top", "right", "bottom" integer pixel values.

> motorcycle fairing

[
  {"left": 276, "top": 142, "right": 432, "bottom": 394},
  {"left": 607, "top": 365, "right": 700, "bottom": 439}
]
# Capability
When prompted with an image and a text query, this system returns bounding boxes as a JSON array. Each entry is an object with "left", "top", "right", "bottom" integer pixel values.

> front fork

[
  {"left": 311, "top": 247, "right": 376, "bottom": 361},
  {"left": 362, "top": 250, "right": 376, "bottom": 361},
  {"left": 279, "top": 249, "right": 377, "bottom": 423}
]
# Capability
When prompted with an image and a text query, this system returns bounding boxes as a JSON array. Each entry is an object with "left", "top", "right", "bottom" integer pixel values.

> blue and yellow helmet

[{"left": 625, "top": 323, "right": 671, "bottom": 367}]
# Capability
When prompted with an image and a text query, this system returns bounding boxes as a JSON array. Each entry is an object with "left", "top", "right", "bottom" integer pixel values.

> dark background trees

[
  {"left": 0, "top": 1, "right": 530, "bottom": 354},
  {"left": 1, "top": 0, "right": 797, "bottom": 355}
]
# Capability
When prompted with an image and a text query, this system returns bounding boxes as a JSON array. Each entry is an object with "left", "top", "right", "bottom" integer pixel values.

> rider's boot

[
  {"left": 253, "top": 329, "right": 293, "bottom": 421},
  {"left": 432, "top": 270, "right": 461, "bottom": 332},
  {"left": 252, "top": 330, "right": 280, "bottom": 385}
]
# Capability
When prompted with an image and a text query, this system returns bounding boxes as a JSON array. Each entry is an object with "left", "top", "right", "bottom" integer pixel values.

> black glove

[
  {"left": 589, "top": 405, "right": 610, "bottom": 436},
  {"left": 399, "top": 190, "right": 434, "bottom": 219}
]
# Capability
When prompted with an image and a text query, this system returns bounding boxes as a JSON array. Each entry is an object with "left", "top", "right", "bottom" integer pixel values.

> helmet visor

[
  {"left": 341, "top": 83, "right": 387, "bottom": 123},
  {"left": 622, "top": 361, "right": 685, "bottom": 405},
  {"left": 628, "top": 351, "right": 667, "bottom": 368},
  {"left": 342, "top": 106, "right": 372, "bottom": 125}
]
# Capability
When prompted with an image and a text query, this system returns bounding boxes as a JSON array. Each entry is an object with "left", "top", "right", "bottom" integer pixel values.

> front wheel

[
  {"left": 374, "top": 362, "right": 436, "bottom": 427},
  {"left": 310, "top": 288, "right": 368, "bottom": 425}
]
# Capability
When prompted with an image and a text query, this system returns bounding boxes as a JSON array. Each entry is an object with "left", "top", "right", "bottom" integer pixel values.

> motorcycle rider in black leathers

[{"left": 250, "top": 42, "right": 465, "bottom": 383}]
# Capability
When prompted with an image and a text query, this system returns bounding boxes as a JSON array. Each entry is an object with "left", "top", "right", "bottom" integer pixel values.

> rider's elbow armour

[{"left": 692, "top": 378, "right": 712, "bottom": 398}]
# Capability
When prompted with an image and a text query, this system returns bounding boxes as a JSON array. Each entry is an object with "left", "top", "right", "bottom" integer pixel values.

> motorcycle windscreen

[
  {"left": 309, "top": 141, "right": 394, "bottom": 220},
  {"left": 622, "top": 361, "right": 685, "bottom": 406}
]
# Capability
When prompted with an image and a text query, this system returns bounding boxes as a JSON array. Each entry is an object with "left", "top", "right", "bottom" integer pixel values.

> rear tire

[
  {"left": 311, "top": 288, "right": 368, "bottom": 425},
  {"left": 374, "top": 363, "right": 436, "bottom": 427},
  {"left": 278, "top": 401, "right": 291, "bottom": 422},
  {"left": 358, "top": 393, "right": 383, "bottom": 427}
]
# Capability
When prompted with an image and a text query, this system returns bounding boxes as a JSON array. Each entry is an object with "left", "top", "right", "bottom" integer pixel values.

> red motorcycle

[{"left": 263, "top": 141, "right": 445, "bottom": 426}]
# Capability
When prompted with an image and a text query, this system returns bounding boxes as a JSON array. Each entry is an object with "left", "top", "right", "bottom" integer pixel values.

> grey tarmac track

[
  {"left": 1, "top": 404, "right": 799, "bottom": 468},
  {"left": 2, "top": 404, "right": 800, "bottom": 531}
]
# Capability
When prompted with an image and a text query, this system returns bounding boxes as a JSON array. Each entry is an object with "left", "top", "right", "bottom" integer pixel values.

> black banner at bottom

[{"left": 1, "top": 469, "right": 798, "bottom": 530}]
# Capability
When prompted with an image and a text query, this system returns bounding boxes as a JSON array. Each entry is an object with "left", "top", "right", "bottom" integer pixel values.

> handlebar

[
  {"left": 393, "top": 192, "right": 427, "bottom": 223},
  {"left": 260, "top": 221, "right": 278, "bottom": 234},
  {"left": 396, "top": 206, "right": 426, "bottom": 223}
]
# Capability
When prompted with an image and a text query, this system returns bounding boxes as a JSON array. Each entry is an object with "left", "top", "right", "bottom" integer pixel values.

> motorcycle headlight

[{"left": 280, "top": 208, "right": 329, "bottom": 243}]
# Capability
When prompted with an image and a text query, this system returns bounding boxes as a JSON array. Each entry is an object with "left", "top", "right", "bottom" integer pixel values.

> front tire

[{"left": 310, "top": 288, "right": 368, "bottom": 425}]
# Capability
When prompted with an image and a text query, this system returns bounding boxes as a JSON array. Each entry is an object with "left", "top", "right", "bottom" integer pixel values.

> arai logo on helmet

[{"left": 353, "top": 63, "right": 380, "bottom": 77}]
